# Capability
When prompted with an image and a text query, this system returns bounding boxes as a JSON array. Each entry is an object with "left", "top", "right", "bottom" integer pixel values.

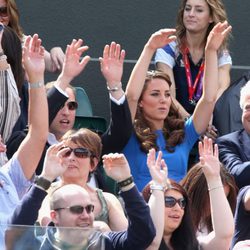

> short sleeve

[{"left": 218, "top": 50, "right": 232, "bottom": 67}]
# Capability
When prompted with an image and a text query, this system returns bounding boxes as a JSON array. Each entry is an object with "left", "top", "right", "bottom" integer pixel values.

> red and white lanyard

[{"left": 183, "top": 47, "right": 204, "bottom": 101}]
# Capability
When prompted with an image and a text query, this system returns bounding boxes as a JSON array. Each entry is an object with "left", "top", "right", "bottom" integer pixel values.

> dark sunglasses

[
  {"left": 61, "top": 147, "right": 92, "bottom": 158},
  {"left": 60, "top": 101, "right": 78, "bottom": 111},
  {"left": 55, "top": 204, "right": 94, "bottom": 215},
  {"left": 0, "top": 7, "right": 7, "bottom": 17},
  {"left": 165, "top": 196, "right": 186, "bottom": 209}
]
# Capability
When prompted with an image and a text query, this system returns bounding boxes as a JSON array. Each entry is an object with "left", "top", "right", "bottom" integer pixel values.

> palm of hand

[
  {"left": 149, "top": 29, "right": 176, "bottom": 51},
  {"left": 63, "top": 54, "right": 83, "bottom": 76},
  {"left": 103, "top": 156, "right": 130, "bottom": 181},
  {"left": 202, "top": 154, "right": 220, "bottom": 177},
  {"left": 24, "top": 54, "right": 45, "bottom": 75},
  {"left": 101, "top": 58, "right": 122, "bottom": 83}
]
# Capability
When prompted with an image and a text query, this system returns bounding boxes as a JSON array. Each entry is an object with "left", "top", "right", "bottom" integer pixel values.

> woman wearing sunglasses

[
  {"left": 38, "top": 128, "right": 128, "bottom": 232},
  {"left": 142, "top": 137, "right": 234, "bottom": 250}
]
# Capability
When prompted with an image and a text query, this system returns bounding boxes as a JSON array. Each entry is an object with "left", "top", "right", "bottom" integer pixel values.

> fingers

[
  {"left": 214, "top": 143, "right": 219, "bottom": 159},
  {"left": 199, "top": 136, "right": 216, "bottom": 157},
  {"left": 101, "top": 42, "right": 124, "bottom": 61}
]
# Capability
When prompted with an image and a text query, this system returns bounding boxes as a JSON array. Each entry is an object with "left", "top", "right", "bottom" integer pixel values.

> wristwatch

[{"left": 35, "top": 176, "right": 51, "bottom": 191}]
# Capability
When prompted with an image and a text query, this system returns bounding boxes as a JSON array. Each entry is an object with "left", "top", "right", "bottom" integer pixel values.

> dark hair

[
  {"left": 176, "top": 0, "right": 230, "bottom": 51},
  {"left": 142, "top": 180, "right": 199, "bottom": 250},
  {"left": 2, "top": 25, "right": 24, "bottom": 95},
  {"left": 181, "top": 162, "right": 238, "bottom": 233},
  {"left": 134, "top": 70, "right": 185, "bottom": 153}
]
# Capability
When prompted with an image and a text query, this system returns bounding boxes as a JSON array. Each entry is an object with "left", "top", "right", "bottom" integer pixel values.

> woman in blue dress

[{"left": 123, "top": 21, "right": 231, "bottom": 191}]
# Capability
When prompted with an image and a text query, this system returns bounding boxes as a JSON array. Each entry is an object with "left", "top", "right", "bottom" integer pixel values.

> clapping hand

[
  {"left": 205, "top": 21, "right": 232, "bottom": 51},
  {"left": 146, "top": 28, "right": 176, "bottom": 51}
]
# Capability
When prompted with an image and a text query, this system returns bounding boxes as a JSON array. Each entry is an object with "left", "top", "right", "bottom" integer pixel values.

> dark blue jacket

[{"left": 9, "top": 185, "right": 156, "bottom": 250}]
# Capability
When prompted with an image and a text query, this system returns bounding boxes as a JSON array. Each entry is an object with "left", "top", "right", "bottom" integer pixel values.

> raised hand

[
  {"left": 147, "top": 148, "right": 169, "bottom": 187},
  {"left": 22, "top": 34, "right": 45, "bottom": 82},
  {"left": 198, "top": 136, "right": 221, "bottom": 181},
  {"left": 50, "top": 47, "right": 64, "bottom": 72},
  {"left": 205, "top": 21, "right": 232, "bottom": 51},
  {"left": 146, "top": 28, "right": 176, "bottom": 51},
  {"left": 99, "top": 41, "right": 125, "bottom": 85},
  {"left": 102, "top": 153, "right": 131, "bottom": 182},
  {"left": 61, "top": 39, "right": 90, "bottom": 83},
  {"left": 41, "top": 142, "right": 69, "bottom": 182}
]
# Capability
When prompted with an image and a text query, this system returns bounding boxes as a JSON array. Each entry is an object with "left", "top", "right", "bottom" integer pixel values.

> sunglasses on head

[
  {"left": 61, "top": 147, "right": 92, "bottom": 158},
  {"left": 165, "top": 196, "right": 186, "bottom": 209},
  {"left": 60, "top": 101, "right": 78, "bottom": 111},
  {"left": 55, "top": 204, "right": 94, "bottom": 215},
  {"left": 0, "top": 7, "right": 7, "bottom": 17}
]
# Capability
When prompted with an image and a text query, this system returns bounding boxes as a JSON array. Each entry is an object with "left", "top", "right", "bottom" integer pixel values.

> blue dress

[{"left": 123, "top": 117, "right": 199, "bottom": 191}]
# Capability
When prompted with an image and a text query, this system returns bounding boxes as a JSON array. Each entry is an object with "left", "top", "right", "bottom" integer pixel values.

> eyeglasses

[
  {"left": 55, "top": 204, "right": 94, "bottom": 215},
  {"left": 0, "top": 7, "right": 8, "bottom": 17},
  {"left": 61, "top": 147, "right": 92, "bottom": 158},
  {"left": 60, "top": 101, "right": 78, "bottom": 111},
  {"left": 165, "top": 196, "right": 186, "bottom": 209}
]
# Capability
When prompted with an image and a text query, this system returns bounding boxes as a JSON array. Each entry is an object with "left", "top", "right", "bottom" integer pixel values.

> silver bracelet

[
  {"left": 208, "top": 185, "right": 223, "bottom": 191},
  {"left": 150, "top": 184, "right": 165, "bottom": 192},
  {"left": 107, "top": 82, "right": 122, "bottom": 92},
  {"left": 28, "top": 81, "right": 44, "bottom": 89}
]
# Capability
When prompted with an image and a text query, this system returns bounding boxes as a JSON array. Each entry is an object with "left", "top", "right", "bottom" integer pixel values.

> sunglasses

[
  {"left": 61, "top": 147, "right": 92, "bottom": 158},
  {"left": 165, "top": 196, "right": 186, "bottom": 209},
  {"left": 60, "top": 101, "right": 78, "bottom": 111},
  {"left": 55, "top": 204, "right": 94, "bottom": 215},
  {"left": 0, "top": 7, "right": 7, "bottom": 17}
]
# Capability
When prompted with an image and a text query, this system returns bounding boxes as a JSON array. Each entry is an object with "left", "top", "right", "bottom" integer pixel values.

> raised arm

[
  {"left": 99, "top": 42, "right": 133, "bottom": 154},
  {"left": 146, "top": 149, "right": 168, "bottom": 250},
  {"left": 125, "top": 29, "right": 176, "bottom": 122},
  {"left": 99, "top": 41, "right": 125, "bottom": 101},
  {"left": 10, "top": 143, "right": 69, "bottom": 225},
  {"left": 192, "top": 22, "right": 232, "bottom": 134},
  {"left": 102, "top": 153, "right": 156, "bottom": 249},
  {"left": 198, "top": 137, "right": 234, "bottom": 250},
  {"left": 17, "top": 34, "right": 48, "bottom": 180}
]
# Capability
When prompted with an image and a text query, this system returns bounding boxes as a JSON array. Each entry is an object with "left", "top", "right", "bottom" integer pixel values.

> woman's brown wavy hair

[
  {"left": 134, "top": 70, "right": 185, "bottom": 153},
  {"left": 6, "top": 0, "right": 23, "bottom": 40},
  {"left": 176, "top": 0, "right": 230, "bottom": 51},
  {"left": 181, "top": 162, "right": 238, "bottom": 233}
]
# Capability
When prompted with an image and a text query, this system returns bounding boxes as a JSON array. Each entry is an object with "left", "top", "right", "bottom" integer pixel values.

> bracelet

[
  {"left": 117, "top": 176, "right": 134, "bottom": 188},
  {"left": 150, "top": 184, "right": 165, "bottom": 192},
  {"left": 107, "top": 82, "right": 122, "bottom": 92},
  {"left": 208, "top": 185, "right": 223, "bottom": 192},
  {"left": 28, "top": 81, "right": 44, "bottom": 89}
]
